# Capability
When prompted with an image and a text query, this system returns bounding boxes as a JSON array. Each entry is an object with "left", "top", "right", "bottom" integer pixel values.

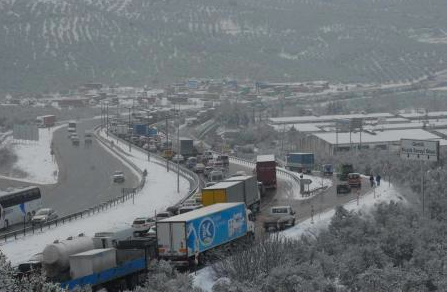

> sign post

[{"left": 400, "top": 139, "right": 439, "bottom": 216}]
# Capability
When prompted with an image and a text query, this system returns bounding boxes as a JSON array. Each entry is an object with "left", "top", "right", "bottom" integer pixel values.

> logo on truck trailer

[{"left": 198, "top": 218, "right": 215, "bottom": 246}]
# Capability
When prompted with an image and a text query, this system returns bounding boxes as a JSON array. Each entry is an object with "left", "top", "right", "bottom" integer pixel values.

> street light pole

[
  {"left": 177, "top": 104, "right": 180, "bottom": 193},
  {"left": 106, "top": 102, "right": 109, "bottom": 137},
  {"left": 128, "top": 107, "right": 131, "bottom": 152},
  {"left": 166, "top": 115, "right": 169, "bottom": 172}
]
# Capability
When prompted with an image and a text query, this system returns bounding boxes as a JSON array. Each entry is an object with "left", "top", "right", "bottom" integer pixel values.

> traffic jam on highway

[{"left": 1, "top": 110, "right": 366, "bottom": 292}]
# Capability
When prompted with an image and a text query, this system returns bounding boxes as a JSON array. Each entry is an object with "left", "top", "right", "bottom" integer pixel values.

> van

[{"left": 93, "top": 226, "right": 134, "bottom": 248}]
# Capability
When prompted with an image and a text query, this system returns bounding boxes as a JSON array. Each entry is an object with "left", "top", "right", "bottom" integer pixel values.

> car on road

[
  {"left": 209, "top": 170, "right": 224, "bottom": 183},
  {"left": 155, "top": 211, "right": 173, "bottom": 221},
  {"left": 112, "top": 171, "right": 125, "bottom": 183},
  {"left": 204, "top": 166, "right": 214, "bottom": 178},
  {"left": 194, "top": 163, "right": 205, "bottom": 173},
  {"left": 231, "top": 171, "right": 247, "bottom": 177},
  {"left": 172, "top": 154, "right": 184, "bottom": 163},
  {"left": 336, "top": 183, "right": 351, "bottom": 194},
  {"left": 144, "top": 225, "right": 157, "bottom": 238},
  {"left": 84, "top": 131, "right": 93, "bottom": 144},
  {"left": 263, "top": 206, "right": 296, "bottom": 231},
  {"left": 31, "top": 208, "right": 58, "bottom": 225},
  {"left": 148, "top": 144, "right": 157, "bottom": 153},
  {"left": 348, "top": 173, "right": 362, "bottom": 188},
  {"left": 178, "top": 205, "right": 202, "bottom": 214},
  {"left": 132, "top": 217, "right": 155, "bottom": 234}
]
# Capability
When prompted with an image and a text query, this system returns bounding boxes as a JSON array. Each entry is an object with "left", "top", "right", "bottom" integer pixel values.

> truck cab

[{"left": 263, "top": 206, "right": 296, "bottom": 231}]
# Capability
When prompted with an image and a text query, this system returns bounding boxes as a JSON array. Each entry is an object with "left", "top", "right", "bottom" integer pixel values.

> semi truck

[
  {"left": 133, "top": 124, "right": 147, "bottom": 136},
  {"left": 20, "top": 235, "right": 157, "bottom": 291},
  {"left": 115, "top": 124, "right": 129, "bottom": 138},
  {"left": 256, "top": 155, "right": 277, "bottom": 189},
  {"left": 202, "top": 177, "right": 260, "bottom": 212},
  {"left": 157, "top": 203, "right": 255, "bottom": 267},
  {"left": 285, "top": 153, "right": 314, "bottom": 173},
  {"left": 179, "top": 138, "right": 194, "bottom": 158},
  {"left": 36, "top": 115, "right": 56, "bottom": 128},
  {"left": 338, "top": 164, "right": 354, "bottom": 181}
]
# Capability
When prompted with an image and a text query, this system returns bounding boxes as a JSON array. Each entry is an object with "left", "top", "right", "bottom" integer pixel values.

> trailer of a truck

[
  {"left": 202, "top": 180, "right": 259, "bottom": 212},
  {"left": 225, "top": 175, "right": 261, "bottom": 212},
  {"left": 157, "top": 203, "right": 254, "bottom": 266},
  {"left": 285, "top": 153, "right": 314, "bottom": 173},
  {"left": 116, "top": 124, "right": 129, "bottom": 137},
  {"left": 36, "top": 115, "right": 56, "bottom": 127},
  {"left": 179, "top": 138, "right": 194, "bottom": 157},
  {"left": 133, "top": 124, "right": 147, "bottom": 136},
  {"left": 256, "top": 155, "right": 277, "bottom": 189}
]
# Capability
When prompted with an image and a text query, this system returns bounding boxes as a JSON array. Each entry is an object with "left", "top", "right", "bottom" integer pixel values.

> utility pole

[
  {"left": 421, "top": 161, "right": 425, "bottom": 217},
  {"left": 128, "top": 107, "right": 131, "bottom": 152},
  {"left": 106, "top": 102, "right": 109, "bottom": 137},
  {"left": 166, "top": 115, "right": 169, "bottom": 172},
  {"left": 177, "top": 104, "right": 180, "bottom": 193}
]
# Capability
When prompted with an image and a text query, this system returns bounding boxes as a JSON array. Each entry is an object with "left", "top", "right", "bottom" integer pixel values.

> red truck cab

[{"left": 256, "top": 155, "right": 277, "bottom": 190}]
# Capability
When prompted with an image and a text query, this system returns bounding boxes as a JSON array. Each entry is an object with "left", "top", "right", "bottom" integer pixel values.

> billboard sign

[
  {"left": 350, "top": 118, "right": 363, "bottom": 131},
  {"left": 400, "top": 139, "right": 439, "bottom": 162}
]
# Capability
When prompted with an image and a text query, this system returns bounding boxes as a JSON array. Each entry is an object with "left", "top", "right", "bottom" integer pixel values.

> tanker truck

[{"left": 42, "top": 234, "right": 96, "bottom": 280}]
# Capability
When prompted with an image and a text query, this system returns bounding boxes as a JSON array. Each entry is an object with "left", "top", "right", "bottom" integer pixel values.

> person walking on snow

[
  {"left": 376, "top": 174, "right": 381, "bottom": 186},
  {"left": 369, "top": 174, "right": 375, "bottom": 187}
]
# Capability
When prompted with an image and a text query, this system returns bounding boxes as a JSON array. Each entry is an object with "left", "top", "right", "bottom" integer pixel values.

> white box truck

[{"left": 157, "top": 203, "right": 255, "bottom": 267}]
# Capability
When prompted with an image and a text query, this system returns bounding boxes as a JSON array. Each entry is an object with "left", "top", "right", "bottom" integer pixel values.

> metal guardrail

[{"left": 102, "top": 129, "right": 200, "bottom": 206}]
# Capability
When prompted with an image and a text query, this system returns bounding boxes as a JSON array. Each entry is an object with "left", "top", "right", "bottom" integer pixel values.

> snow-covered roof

[
  {"left": 269, "top": 113, "right": 393, "bottom": 124},
  {"left": 203, "top": 181, "right": 241, "bottom": 190},
  {"left": 256, "top": 155, "right": 275, "bottom": 162},
  {"left": 399, "top": 111, "right": 447, "bottom": 118},
  {"left": 272, "top": 123, "right": 326, "bottom": 133},
  {"left": 313, "top": 129, "right": 441, "bottom": 145},
  {"left": 159, "top": 203, "right": 243, "bottom": 222}
]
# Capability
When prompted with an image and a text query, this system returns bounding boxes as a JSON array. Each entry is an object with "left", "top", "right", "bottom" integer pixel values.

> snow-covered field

[
  {"left": 0, "top": 125, "right": 64, "bottom": 184},
  {"left": 0, "top": 129, "right": 190, "bottom": 266},
  {"left": 193, "top": 181, "right": 404, "bottom": 291}
]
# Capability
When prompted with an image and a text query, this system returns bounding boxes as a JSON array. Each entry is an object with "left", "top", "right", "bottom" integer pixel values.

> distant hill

[{"left": 1, "top": 0, "right": 447, "bottom": 92}]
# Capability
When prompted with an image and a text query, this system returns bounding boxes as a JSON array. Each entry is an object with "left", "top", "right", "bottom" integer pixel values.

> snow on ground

[
  {"left": 288, "top": 171, "right": 333, "bottom": 200},
  {"left": 0, "top": 130, "right": 190, "bottom": 266},
  {"left": 193, "top": 181, "right": 404, "bottom": 291},
  {"left": 0, "top": 125, "right": 64, "bottom": 184}
]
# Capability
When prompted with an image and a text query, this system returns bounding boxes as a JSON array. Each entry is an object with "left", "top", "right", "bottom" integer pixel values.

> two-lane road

[{"left": 0, "top": 119, "right": 139, "bottom": 222}]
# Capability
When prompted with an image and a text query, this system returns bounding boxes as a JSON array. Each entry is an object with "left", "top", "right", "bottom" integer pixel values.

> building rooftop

[
  {"left": 269, "top": 113, "right": 393, "bottom": 124},
  {"left": 313, "top": 129, "right": 441, "bottom": 145}
]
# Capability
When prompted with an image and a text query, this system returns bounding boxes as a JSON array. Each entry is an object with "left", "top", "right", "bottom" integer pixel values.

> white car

[
  {"left": 156, "top": 211, "right": 173, "bottom": 221},
  {"left": 112, "top": 171, "right": 125, "bottom": 183},
  {"left": 31, "top": 208, "right": 58, "bottom": 225},
  {"left": 131, "top": 217, "right": 155, "bottom": 233},
  {"left": 172, "top": 154, "right": 184, "bottom": 163},
  {"left": 144, "top": 226, "right": 157, "bottom": 238}
]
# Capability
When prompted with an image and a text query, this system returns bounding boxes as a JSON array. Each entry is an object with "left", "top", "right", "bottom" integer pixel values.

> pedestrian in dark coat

[
  {"left": 376, "top": 174, "right": 381, "bottom": 186},
  {"left": 369, "top": 175, "right": 375, "bottom": 187}
]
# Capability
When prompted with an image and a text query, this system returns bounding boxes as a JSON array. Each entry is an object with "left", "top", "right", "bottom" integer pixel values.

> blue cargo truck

[
  {"left": 133, "top": 124, "right": 147, "bottom": 136},
  {"left": 285, "top": 153, "right": 315, "bottom": 173},
  {"left": 156, "top": 203, "right": 255, "bottom": 267}
]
